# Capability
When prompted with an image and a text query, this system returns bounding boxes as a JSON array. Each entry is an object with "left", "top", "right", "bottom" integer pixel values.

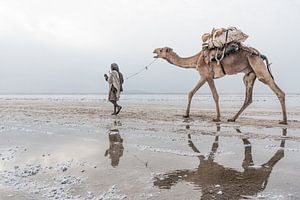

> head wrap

[{"left": 111, "top": 63, "right": 119, "bottom": 72}]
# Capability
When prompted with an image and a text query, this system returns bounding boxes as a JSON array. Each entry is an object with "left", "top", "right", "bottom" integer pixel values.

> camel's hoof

[
  {"left": 279, "top": 121, "right": 288, "bottom": 125},
  {"left": 228, "top": 118, "right": 236, "bottom": 122},
  {"left": 183, "top": 115, "right": 190, "bottom": 118},
  {"left": 212, "top": 118, "right": 221, "bottom": 122}
]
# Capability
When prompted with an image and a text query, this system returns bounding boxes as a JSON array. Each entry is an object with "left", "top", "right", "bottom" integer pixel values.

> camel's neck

[{"left": 166, "top": 52, "right": 202, "bottom": 69}]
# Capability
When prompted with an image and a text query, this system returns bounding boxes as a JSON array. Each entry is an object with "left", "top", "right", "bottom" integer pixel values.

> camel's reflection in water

[{"left": 154, "top": 126, "right": 287, "bottom": 199}]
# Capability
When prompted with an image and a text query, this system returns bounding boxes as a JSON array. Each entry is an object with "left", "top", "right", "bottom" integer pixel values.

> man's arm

[{"left": 104, "top": 74, "right": 108, "bottom": 81}]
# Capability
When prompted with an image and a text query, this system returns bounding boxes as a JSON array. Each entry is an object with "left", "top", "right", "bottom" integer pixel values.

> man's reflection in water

[
  {"left": 154, "top": 126, "right": 287, "bottom": 200},
  {"left": 104, "top": 128, "right": 124, "bottom": 167}
]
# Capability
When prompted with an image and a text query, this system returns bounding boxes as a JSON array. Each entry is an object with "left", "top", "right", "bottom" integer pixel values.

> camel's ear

[{"left": 166, "top": 48, "right": 173, "bottom": 53}]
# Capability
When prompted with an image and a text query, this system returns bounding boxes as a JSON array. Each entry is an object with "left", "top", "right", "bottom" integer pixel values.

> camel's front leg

[
  {"left": 187, "top": 133, "right": 205, "bottom": 161},
  {"left": 207, "top": 79, "right": 221, "bottom": 122},
  {"left": 184, "top": 78, "right": 206, "bottom": 118}
]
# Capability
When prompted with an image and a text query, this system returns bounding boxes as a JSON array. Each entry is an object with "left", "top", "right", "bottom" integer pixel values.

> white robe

[{"left": 108, "top": 70, "right": 121, "bottom": 100}]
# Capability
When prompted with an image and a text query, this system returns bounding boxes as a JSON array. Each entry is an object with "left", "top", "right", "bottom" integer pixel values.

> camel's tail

[{"left": 260, "top": 54, "right": 274, "bottom": 80}]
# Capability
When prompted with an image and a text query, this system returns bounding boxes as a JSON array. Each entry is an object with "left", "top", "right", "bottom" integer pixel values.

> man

[
  {"left": 104, "top": 128, "right": 124, "bottom": 167},
  {"left": 104, "top": 63, "right": 124, "bottom": 115}
]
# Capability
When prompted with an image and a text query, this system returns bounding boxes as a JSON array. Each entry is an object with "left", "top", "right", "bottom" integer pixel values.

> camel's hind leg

[
  {"left": 228, "top": 72, "right": 256, "bottom": 122},
  {"left": 242, "top": 138, "right": 254, "bottom": 168},
  {"left": 184, "top": 77, "right": 206, "bottom": 118},
  {"left": 249, "top": 57, "right": 287, "bottom": 124},
  {"left": 263, "top": 80, "right": 287, "bottom": 124},
  {"left": 235, "top": 129, "right": 255, "bottom": 168}
]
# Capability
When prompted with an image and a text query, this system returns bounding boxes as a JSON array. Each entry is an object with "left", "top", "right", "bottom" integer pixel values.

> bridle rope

[{"left": 125, "top": 58, "right": 158, "bottom": 80}]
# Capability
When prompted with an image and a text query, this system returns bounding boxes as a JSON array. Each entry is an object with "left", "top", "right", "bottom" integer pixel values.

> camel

[
  {"left": 153, "top": 45, "right": 287, "bottom": 124},
  {"left": 153, "top": 126, "right": 287, "bottom": 199}
]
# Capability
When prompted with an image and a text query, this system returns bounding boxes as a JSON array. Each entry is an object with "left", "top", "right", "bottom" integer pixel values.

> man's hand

[{"left": 104, "top": 74, "right": 108, "bottom": 81}]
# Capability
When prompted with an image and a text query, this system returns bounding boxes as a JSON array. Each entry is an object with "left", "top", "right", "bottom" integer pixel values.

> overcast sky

[{"left": 0, "top": 0, "right": 299, "bottom": 94}]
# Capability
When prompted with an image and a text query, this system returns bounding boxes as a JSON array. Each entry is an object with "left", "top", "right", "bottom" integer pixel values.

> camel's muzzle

[{"left": 153, "top": 49, "right": 160, "bottom": 58}]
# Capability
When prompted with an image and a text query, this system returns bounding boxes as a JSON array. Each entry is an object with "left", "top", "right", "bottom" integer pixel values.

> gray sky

[{"left": 0, "top": 0, "right": 299, "bottom": 94}]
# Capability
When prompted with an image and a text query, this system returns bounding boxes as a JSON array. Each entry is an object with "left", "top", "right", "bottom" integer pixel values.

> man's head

[{"left": 111, "top": 63, "right": 119, "bottom": 71}]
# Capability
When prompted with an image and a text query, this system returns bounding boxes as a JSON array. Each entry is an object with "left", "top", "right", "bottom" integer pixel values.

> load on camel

[{"left": 153, "top": 27, "right": 287, "bottom": 124}]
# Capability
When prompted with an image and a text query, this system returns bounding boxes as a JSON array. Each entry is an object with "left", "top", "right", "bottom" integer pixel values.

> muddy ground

[{"left": 0, "top": 95, "right": 299, "bottom": 199}]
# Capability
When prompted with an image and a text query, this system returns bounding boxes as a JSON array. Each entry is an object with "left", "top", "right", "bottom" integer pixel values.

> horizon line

[{"left": 0, "top": 92, "right": 299, "bottom": 95}]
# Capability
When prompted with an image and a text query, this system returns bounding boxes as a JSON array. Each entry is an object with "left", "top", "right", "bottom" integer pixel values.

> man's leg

[
  {"left": 116, "top": 101, "right": 122, "bottom": 114},
  {"left": 110, "top": 100, "right": 117, "bottom": 115}
]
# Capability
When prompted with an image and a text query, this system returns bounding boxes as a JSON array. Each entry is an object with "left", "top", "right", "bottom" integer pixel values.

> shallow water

[
  {"left": 0, "top": 120, "right": 299, "bottom": 199},
  {"left": 0, "top": 95, "right": 299, "bottom": 199}
]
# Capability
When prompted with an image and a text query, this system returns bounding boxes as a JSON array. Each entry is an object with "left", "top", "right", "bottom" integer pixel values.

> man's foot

[
  {"left": 111, "top": 112, "right": 117, "bottom": 115},
  {"left": 116, "top": 106, "right": 122, "bottom": 114},
  {"left": 212, "top": 118, "right": 221, "bottom": 122},
  {"left": 279, "top": 120, "right": 287, "bottom": 125}
]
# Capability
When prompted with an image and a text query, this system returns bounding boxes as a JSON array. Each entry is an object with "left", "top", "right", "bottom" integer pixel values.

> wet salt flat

[{"left": 0, "top": 94, "right": 300, "bottom": 200}]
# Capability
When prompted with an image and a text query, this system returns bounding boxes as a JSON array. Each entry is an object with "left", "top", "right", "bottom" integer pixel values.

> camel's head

[{"left": 153, "top": 47, "right": 173, "bottom": 59}]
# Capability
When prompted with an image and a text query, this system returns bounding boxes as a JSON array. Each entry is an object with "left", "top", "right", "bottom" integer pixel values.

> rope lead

[{"left": 125, "top": 58, "right": 158, "bottom": 80}]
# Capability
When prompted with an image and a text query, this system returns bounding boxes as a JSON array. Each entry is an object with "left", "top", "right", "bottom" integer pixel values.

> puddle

[{"left": 0, "top": 120, "right": 299, "bottom": 200}]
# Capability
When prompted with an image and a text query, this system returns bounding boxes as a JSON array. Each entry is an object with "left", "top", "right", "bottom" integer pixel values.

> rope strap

[{"left": 125, "top": 58, "right": 158, "bottom": 80}]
